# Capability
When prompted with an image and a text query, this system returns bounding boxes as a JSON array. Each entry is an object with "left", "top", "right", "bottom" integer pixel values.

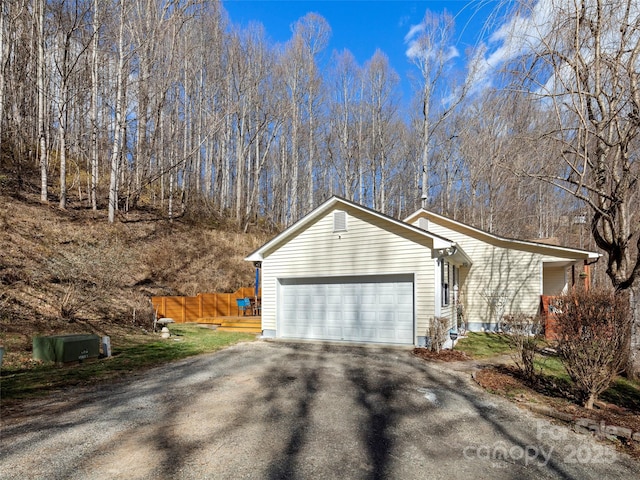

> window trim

[
  {"left": 441, "top": 260, "right": 459, "bottom": 307},
  {"left": 441, "top": 259, "right": 450, "bottom": 307}
]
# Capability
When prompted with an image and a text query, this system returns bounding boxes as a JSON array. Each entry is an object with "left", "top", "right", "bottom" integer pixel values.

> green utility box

[{"left": 33, "top": 334, "right": 100, "bottom": 363}]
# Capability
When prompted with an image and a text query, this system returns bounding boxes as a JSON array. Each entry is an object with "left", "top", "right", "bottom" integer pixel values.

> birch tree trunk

[
  {"left": 0, "top": 0, "right": 5, "bottom": 156},
  {"left": 37, "top": 0, "right": 47, "bottom": 203},
  {"left": 108, "top": 0, "right": 126, "bottom": 223},
  {"left": 358, "top": 77, "right": 365, "bottom": 204},
  {"left": 58, "top": 102, "right": 67, "bottom": 209},
  {"left": 90, "top": 0, "right": 99, "bottom": 210},
  {"left": 307, "top": 94, "right": 314, "bottom": 211},
  {"left": 56, "top": 28, "right": 69, "bottom": 210}
]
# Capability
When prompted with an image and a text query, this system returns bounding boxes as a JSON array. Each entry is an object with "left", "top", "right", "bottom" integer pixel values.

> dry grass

[
  {"left": 475, "top": 365, "right": 640, "bottom": 459},
  {"left": 0, "top": 189, "right": 270, "bottom": 369}
]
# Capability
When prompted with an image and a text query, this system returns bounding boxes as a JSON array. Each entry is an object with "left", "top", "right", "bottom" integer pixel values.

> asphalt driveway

[{"left": 1, "top": 341, "right": 638, "bottom": 479}]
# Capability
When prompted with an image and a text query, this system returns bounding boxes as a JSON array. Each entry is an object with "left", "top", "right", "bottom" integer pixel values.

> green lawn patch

[
  {"left": 534, "top": 354, "right": 570, "bottom": 381},
  {"left": 456, "top": 332, "right": 511, "bottom": 359},
  {"left": 531, "top": 352, "right": 640, "bottom": 412},
  {"left": 529, "top": 353, "right": 640, "bottom": 413},
  {"left": 601, "top": 377, "right": 640, "bottom": 412},
  {"left": 0, "top": 325, "right": 255, "bottom": 402}
]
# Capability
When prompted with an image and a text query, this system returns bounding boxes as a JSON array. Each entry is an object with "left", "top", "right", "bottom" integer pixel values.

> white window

[
  {"left": 441, "top": 261, "right": 459, "bottom": 307},
  {"left": 441, "top": 260, "right": 450, "bottom": 307},
  {"left": 333, "top": 210, "right": 347, "bottom": 232}
]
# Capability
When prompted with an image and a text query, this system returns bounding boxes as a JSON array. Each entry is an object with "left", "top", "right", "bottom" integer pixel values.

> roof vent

[
  {"left": 333, "top": 210, "right": 347, "bottom": 232},
  {"left": 417, "top": 217, "right": 429, "bottom": 231}
]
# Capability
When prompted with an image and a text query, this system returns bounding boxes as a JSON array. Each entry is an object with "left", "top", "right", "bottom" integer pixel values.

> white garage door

[{"left": 278, "top": 275, "right": 414, "bottom": 345}]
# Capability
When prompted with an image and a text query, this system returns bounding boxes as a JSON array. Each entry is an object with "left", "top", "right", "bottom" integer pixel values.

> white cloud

[
  {"left": 468, "top": 0, "right": 559, "bottom": 91},
  {"left": 404, "top": 21, "right": 459, "bottom": 63},
  {"left": 404, "top": 23, "right": 425, "bottom": 44},
  {"left": 447, "top": 45, "right": 460, "bottom": 61},
  {"left": 473, "top": 0, "right": 640, "bottom": 94}
]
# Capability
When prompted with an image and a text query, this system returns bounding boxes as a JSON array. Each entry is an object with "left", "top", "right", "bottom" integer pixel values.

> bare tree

[
  {"left": 327, "top": 49, "right": 362, "bottom": 201},
  {"left": 428, "top": 112, "right": 466, "bottom": 218},
  {"left": 108, "top": 0, "right": 127, "bottom": 223},
  {"left": 406, "top": 11, "right": 474, "bottom": 208},
  {"left": 0, "top": 0, "right": 29, "bottom": 167},
  {"left": 505, "top": 0, "right": 640, "bottom": 290},
  {"left": 502, "top": 313, "right": 543, "bottom": 382},
  {"left": 0, "top": 0, "right": 7, "bottom": 156},
  {"left": 291, "top": 13, "right": 330, "bottom": 211},
  {"left": 50, "top": 0, "right": 93, "bottom": 209},
  {"left": 4, "top": 0, "right": 595, "bottom": 254},
  {"left": 89, "top": 0, "right": 100, "bottom": 210},
  {"left": 554, "top": 288, "right": 632, "bottom": 409},
  {"left": 242, "top": 29, "right": 281, "bottom": 230},
  {"left": 278, "top": 34, "right": 308, "bottom": 223},
  {"left": 363, "top": 50, "right": 400, "bottom": 213},
  {"left": 37, "top": 0, "right": 48, "bottom": 202},
  {"left": 499, "top": 0, "right": 640, "bottom": 374}
]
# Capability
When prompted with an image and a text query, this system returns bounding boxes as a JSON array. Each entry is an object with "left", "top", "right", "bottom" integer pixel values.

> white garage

[
  {"left": 245, "top": 197, "right": 465, "bottom": 346},
  {"left": 278, "top": 275, "right": 414, "bottom": 345}
]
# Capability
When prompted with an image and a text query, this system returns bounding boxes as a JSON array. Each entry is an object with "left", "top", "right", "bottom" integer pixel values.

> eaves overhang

[{"left": 245, "top": 196, "right": 455, "bottom": 262}]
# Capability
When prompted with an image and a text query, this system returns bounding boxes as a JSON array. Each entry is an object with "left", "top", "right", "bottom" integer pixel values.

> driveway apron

[{"left": 1, "top": 341, "right": 637, "bottom": 479}]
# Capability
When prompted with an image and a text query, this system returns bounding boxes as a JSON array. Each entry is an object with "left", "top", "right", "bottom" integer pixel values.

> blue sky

[{"left": 221, "top": 1, "right": 506, "bottom": 106}]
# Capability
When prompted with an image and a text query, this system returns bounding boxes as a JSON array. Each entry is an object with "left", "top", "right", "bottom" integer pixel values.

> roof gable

[
  {"left": 246, "top": 197, "right": 454, "bottom": 262},
  {"left": 404, "top": 209, "right": 600, "bottom": 260}
]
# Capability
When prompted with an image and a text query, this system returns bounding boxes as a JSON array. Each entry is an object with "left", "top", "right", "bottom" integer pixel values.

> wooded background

[
  {"left": 1, "top": 0, "right": 639, "bottom": 374},
  {"left": 0, "top": 0, "right": 635, "bottom": 264}
]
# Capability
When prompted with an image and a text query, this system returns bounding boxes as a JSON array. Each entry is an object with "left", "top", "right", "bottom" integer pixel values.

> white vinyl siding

[
  {"left": 414, "top": 220, "right": 541, "bottom": 329},
  {"left": 411, "top": 216, "right": 585, "bottom": 330},
  {"left": 261, "top": 206, "right": 435, "bottom": 344}
]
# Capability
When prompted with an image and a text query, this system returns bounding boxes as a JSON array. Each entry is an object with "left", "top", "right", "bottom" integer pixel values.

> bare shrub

[
  {"left": 456, "top": 295, "right": 466, "bottom": 332},
  {"left": 129, "top": 293, "right": 154, "bottom": 327},
  {"left": 502, "top": 313, "right": 543, "bottom": 382},
  {"left": 428, "top": 316, "right": 450, "bottom": 353},
  {"left": 59, "top": 283, "right": 79, "bottom": 321},
  {"left": 555, "top": 288, "right": 632, "bottom": 409},
  {"left": 145, "top": 228, "right": 267, "bottom": 293},
  {"left": 46, "top": 238, "right": 138, "bottom": 290}
]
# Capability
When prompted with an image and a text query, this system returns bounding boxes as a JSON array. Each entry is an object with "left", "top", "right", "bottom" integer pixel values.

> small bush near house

[
  {"left": 428, "top": 316, "right": 449, "bottom": 353},
  {"left": 502, "top": 313, "right": 543, "bottom": 382},
  {"left": 554, "top": 288, "right": 632, "bottom": 409}
]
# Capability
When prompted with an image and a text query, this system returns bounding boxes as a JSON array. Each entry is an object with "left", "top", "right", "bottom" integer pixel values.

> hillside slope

[{"left": 0, "top": 190, "right": 269, "bottom": 366}]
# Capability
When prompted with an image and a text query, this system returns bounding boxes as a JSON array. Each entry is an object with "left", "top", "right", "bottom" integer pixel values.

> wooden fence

[
  {"left": 151, "top": 287, "right": 261, "bottom": 323},
  {"left": 540, "top": 295, "right": 561, "bottom": 341}
]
